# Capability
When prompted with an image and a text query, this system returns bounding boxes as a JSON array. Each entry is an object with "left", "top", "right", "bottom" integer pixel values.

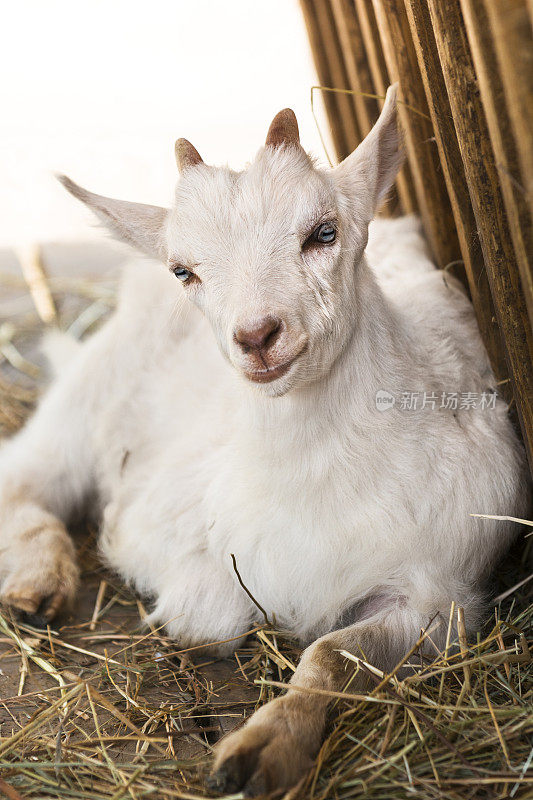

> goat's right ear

[
  {"left": 58, "top": 175, "right": 169, "bottom": 260},
  {"left": 334, "top": 84, "right": 404, "bottom": 222}
]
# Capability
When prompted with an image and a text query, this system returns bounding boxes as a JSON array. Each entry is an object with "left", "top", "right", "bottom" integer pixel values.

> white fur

[{"left": 0, "top": 88, "right": 527, "bottom": 655}]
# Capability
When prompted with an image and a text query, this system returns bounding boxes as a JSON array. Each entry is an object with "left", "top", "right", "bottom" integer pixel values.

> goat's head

[{"left": 59, "top": 85, "right": 403, "bottom": 397}]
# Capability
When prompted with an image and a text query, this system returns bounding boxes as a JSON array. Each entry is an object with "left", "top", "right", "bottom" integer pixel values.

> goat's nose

[{"left": 234, "top": 316, "right": 282, "bottom": 351}]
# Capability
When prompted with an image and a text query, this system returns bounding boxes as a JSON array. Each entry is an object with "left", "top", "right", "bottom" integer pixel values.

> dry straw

[{"left": 0, "top": 592, "right": 531, "bottom": 799}]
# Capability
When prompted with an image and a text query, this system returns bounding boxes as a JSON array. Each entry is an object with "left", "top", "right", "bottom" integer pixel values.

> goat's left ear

[
  {"left": 58, "top": 175, "right": 169, "bottom": 260},
  {"left": 334, "top": 84, "right": 403, "bottom": 221}
]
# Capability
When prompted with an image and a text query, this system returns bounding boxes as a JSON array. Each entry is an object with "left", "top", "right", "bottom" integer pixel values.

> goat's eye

[
  {"left": 314, "top": 222, "right": 336, "bottom": 244},
  {"left": 304, "top": 222, "right": 337, "bottom": 250},
  {"left": 171, "top": 265, "right": 192, "bottom": 282}
]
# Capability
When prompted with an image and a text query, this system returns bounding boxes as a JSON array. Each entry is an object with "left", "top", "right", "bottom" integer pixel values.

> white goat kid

[{"left": 0, "top": 86, "right": 528, "bottom": 795}]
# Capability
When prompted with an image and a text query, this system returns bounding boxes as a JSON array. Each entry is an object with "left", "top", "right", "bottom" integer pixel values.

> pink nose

[{"left": 234, "top": 315, "right": 282, "bottom": 352}]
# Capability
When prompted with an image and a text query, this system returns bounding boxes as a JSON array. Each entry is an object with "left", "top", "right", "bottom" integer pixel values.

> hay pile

[
  {"left": 0, "top": 278, "right": 532, "bottom": 800},
  {"left": 1, "top": 574, "right": 532, "bottom": 799}
]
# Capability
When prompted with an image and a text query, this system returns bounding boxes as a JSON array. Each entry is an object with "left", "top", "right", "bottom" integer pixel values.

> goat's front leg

[
  {"left": 0, "top": 498, "right": 78, "bottom": 622},
  {"left": 209, "top": 604, "right": 435, "bottom": 797},
  {"left": 0, "top": 390, "right": 86, "bottom": 620},
  {"left": 0, "top": 332, "right": 110, "bottom": 621}
]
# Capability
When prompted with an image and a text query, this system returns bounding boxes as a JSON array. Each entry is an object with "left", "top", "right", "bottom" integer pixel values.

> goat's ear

[
  {"left": 266, "top": 108, "right": 300, "bottom": 148},
  {"left": 334, "top": 84, "right": 403, "bottom": 220},
  {"left": 58, "top": 175, "right": 169, "bottom": 260}
]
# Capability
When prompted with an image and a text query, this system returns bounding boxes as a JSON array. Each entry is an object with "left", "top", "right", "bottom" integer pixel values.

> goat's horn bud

[
  {"left": 265, "top": 108, "right": 300, "bottom": 148},
  {"left": 175, "top": 138, "right": 204, "bottom": 172}
]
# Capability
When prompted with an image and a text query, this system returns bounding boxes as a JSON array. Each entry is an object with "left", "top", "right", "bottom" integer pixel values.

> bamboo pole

[
  {"left": 483, "top": 0, "right": 533, "bottom": 224},
  {"left": 460, "top": 0, "right": 533, "bottom": 332},
  {"left": 299, "top": 0, "right": 348, "bottom": 161},
  {"left": 426, "top": 0, "right": 533, "bottom": 471},
  {"left": 404, "top": 0, "right": 508, "bottom": 384},
  {"left": 310, "top": 0, "right": 362, "bottom": 158},
  {"left": 353, "top": 0, "right": 418, "bottom": 215},
  {"left": 330, "top": 0, "right": 404, "bottom": 216},
  {"left": 353, "top": 0, "right": 389, "bottom": 95},
  {"left": 330, "top": 0, "right": 380, "bottom": 137},
  {"left": 372, "top": 0, "right": 461, "bottom": 270}
]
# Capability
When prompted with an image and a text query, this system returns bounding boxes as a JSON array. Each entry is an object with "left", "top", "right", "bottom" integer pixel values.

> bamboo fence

[{"left": 300, "top": 0, "right": 533, "bottom": 475}]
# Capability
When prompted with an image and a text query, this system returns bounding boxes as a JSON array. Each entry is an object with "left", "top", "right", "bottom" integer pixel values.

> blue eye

[
  {"left": 303, "top": 222, "right": 337, "bottom": 249},
  {"left": 171, "top": 265, "right": 192, "bottom": 282},
  {"left": 314, "top": 222, "right": 336, "bottom": 244}
]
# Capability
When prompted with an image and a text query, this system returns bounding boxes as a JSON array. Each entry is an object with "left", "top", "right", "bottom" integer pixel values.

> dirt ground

[{"left": 0, "top": 524, "right": 262, "bottom": 746}]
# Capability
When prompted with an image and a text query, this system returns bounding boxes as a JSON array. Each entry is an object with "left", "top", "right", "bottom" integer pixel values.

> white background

[{"left": 0, "top": 1, "right": 331, "bottom": 246}]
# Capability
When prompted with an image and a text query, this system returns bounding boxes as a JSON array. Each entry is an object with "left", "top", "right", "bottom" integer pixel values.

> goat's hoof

[
  {"left": 208, "top": 697, "right": 315, "bottom": 797},
  {"left": 0, "top": 530, "right": 79, "bottom": 623},
  {"left": 2, "top": 575, "right": 77, "bottom": 623}
]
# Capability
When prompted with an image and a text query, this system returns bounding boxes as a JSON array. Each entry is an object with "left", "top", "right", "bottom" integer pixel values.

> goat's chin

[{"left": 255, "top": 374, "right": 295, "bottom": 398}]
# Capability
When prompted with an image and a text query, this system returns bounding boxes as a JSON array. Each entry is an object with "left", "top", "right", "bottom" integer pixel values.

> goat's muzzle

[
  {"left": 233, "top": 315, "right": 282, "bottom": 354},
  {"left": 232, "top": 315, "right": 308, "bottom": 385}
]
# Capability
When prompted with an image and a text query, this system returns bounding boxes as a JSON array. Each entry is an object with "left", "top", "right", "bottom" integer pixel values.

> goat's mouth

[{"left": 243, "top": 355, "right": 299, "bottom": 384}]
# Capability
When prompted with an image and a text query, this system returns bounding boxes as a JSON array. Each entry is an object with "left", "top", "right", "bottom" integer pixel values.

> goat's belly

[
  {"left": 203, "top": 468, "right": 403, "bottom": 641},
  {"left": 210, "top": 518, "right": 393, "bottom": 641}
]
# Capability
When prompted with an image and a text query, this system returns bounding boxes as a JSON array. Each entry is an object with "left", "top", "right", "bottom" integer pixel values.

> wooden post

[
  {"left": 16, "top": 244, "right": 57, "bottom": 325},
  {"left": 460, "top": 0, "right": 533, "bottom": 331},
  {"left": 353, "top": 0, "right": 418, "bottom": 215},
  {"left": 426, "top": 0, "right": 533, "bottom": 470},
  {"left": 404, "top": 0, "right": 508, "bottom": 384},
  {"left": 372, "top": 0, "right": 461, "bottom": 270}
]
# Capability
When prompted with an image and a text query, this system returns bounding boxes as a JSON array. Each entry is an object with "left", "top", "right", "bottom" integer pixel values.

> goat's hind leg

[
  {"left": 209, "top": 602, "right": 437, "bottom": 797},
  {"left": 0, "top": 343, "right": 101, "bottom": 622}
]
